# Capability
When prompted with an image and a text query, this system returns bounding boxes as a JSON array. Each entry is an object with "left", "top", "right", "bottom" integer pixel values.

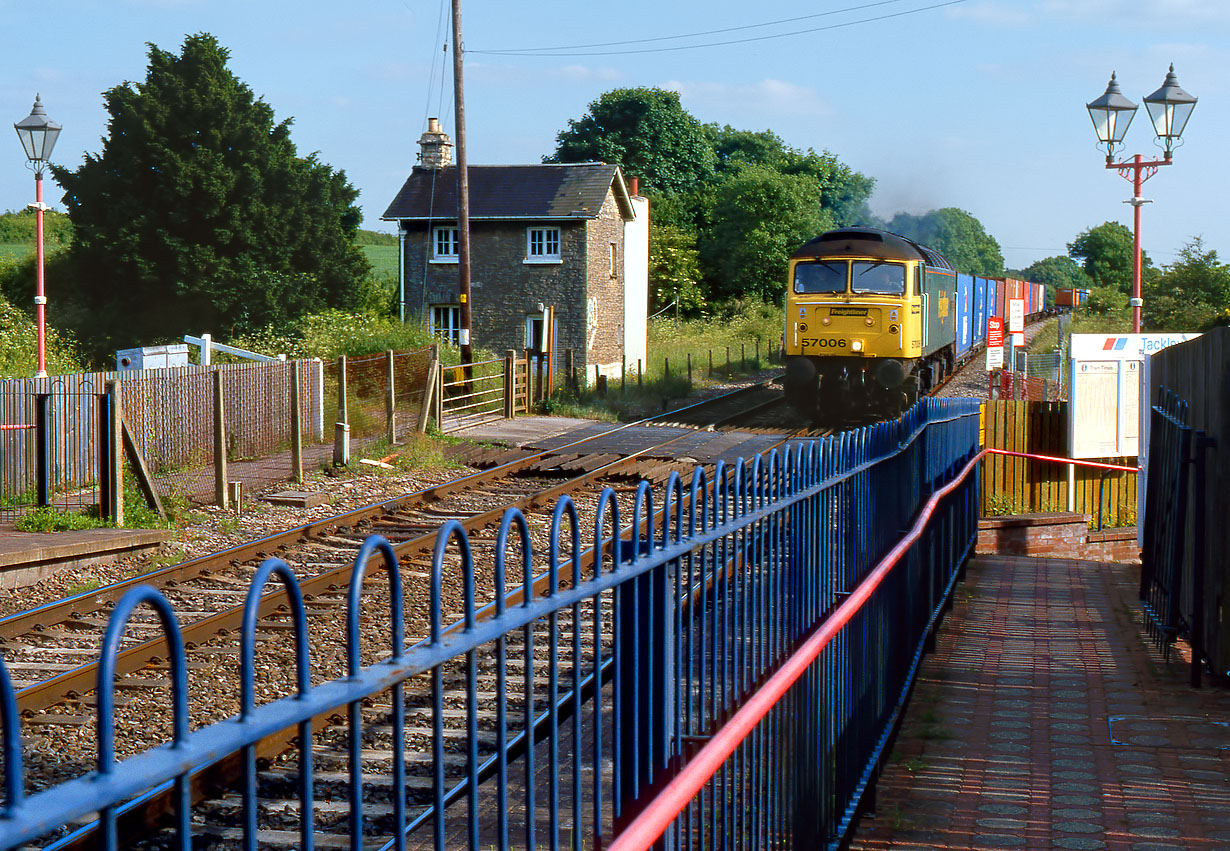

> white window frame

[
  {"left": 525, "top": 227, "right": 561, "bottom": 264},
  {"left": 430, "top": 304, "right": 462, "bottom": 344},
  {"left": 432, "top": 226, "right": 459, "bottom": 263}
]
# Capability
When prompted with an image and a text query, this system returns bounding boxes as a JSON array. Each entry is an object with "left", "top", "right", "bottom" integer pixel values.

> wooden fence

[{"left": 980, "top": 400, "right": 1137, "bottom": 527}]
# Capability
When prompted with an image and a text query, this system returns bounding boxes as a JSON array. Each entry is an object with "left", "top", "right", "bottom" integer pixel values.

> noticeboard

[
  {"left": 1069, "top": 333, "right": 1200, "bottom": 459},
  {"left": 1008, "top": 299, "right": 1024, "bottom": 333}
]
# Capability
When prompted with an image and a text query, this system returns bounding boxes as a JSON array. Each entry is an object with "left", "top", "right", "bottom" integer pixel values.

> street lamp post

[
  {"left": 13, "top": 94, "right": 62, "bottom": 379},
  {"left": 1086, "top": 66, "right": 1196, "bottom": 334}
]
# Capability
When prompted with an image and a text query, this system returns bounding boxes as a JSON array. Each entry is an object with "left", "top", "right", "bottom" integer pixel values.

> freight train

[{"left": 782, "top": 228, "right": 1056, "bottom": 420}]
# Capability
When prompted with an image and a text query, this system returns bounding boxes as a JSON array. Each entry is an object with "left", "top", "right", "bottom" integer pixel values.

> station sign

[
  {"left": 1068, "top": 332, "right": 1199, "bottom": 459},
  {"left": 1008, "top": 299, "right": 1025, "bottom": 333},
  {"left": 986, "top": 316, "right": 1004, "bottom": 369}
]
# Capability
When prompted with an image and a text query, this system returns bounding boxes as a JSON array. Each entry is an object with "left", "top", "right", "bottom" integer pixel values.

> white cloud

[{"left": 663, "top": 78, "right": 833, "bottom": 118}]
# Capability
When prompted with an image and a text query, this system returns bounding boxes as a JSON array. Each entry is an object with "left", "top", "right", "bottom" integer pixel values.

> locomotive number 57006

[{"left": 801, "top": 338, "right": 847, "bottom": 349}]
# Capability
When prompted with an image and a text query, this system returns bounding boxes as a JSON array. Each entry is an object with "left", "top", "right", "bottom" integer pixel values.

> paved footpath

[{"left": 850, "top": 554, "right": 1230, "bottom": 851}]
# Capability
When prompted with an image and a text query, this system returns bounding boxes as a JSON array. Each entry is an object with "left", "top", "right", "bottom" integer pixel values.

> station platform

[
  {"left": 452, "top": 415, "right": 789, "bottom": 466},
  {"left": 850, "top": 554, "right": 1230, "bottom": 850},
  {"left": 0, "top": 525, "right": 172, "bottom": 589}
]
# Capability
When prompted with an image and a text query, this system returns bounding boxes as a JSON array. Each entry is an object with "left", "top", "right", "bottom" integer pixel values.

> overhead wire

[{"left": 470, "top": 0, "right": 970, "bottom": 57}]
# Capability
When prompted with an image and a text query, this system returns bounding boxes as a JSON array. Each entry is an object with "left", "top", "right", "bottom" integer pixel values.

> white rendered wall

[{"left": 623, "top": 195, "right": 649, "bottom": 373}]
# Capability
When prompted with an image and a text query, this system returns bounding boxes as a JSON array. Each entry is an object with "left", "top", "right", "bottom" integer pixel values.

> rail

[{"left": 0, "top": 397, "right": 981, "bottom": 850}]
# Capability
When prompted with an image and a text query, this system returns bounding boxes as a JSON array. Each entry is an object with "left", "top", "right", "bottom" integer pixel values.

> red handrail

[
  {"left": 608, "top": 444, "right": 1139, "bottom": 850},
  {"left": 608, "top": 448, "right": 986, "bottom": 851}
]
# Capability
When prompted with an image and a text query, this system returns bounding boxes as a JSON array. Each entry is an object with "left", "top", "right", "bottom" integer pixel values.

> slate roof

[{"left": 381, "top": 162, "right": 634, "bottom": 222}]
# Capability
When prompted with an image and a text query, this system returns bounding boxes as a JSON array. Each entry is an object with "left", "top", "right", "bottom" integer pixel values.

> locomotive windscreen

[
  {"left": 851, "top": 261, "right": 905, "bottom": 294},
  {"left": 794, "top": 261, "right": 846, "bottom": 293}
]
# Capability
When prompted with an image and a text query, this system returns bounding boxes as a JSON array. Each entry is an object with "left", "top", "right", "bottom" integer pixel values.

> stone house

[{"left": 381, "top": 119, "right": 648, "bottom": 382}]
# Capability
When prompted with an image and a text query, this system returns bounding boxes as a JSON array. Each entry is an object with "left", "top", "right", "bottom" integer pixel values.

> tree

[
  {"left": 53, "top": 33, "right": 368, "bottom": 355},
  {"left": 699, "top": 164, "right": 833, "bottom": 302},
  {"left": 885, "top": 208, "right": 1003, "bottom": 276},
  {"left": 649, "top": 223, "right": 704, "bottom": 316},
  {"left": 1020, "top": 256, "right": 1093, "bottom": 291},
  {"left": 1067, "top": 222, "right": 1153, "bottom": 294},
  {"left": 546, "top": 88, "right": 717, "bottom": 194},
  {"left": 1143, "top": 236, "right": 1230, "bottom": 331},
  {"left": 705, "top": 124, "right": 875, "bottom": 227}
]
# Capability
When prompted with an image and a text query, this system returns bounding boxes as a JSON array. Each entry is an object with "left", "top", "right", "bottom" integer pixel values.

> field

[
  {"left": 0, "top": 243, "right": 32, "bottom": 262},
  {"left": 361, "top": 244, "right": 398, "bottom": 278}
]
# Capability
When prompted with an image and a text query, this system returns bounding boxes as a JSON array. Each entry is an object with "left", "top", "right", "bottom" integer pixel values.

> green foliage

[
  {"left": 649, "top": 223, "right": 704, "bottom": 315},
  {"left": 1143, "top": 237, "right": 1230, "bottom": 331},
  {"left": 700, "top": 164, "right": 833, "bottom": 301},
  {"left": 0, "top": 209, "right": 74, "bottom": 247},
  {"left": 355, "top": 229, "right": 397, "bottom": 246},
  {"left": 1020, "top": 255, "right": 1093, "bottom": 292},
  {"left": 546, "top": 88, "right": 717, "bottom": 194},
  {"left": 1068, "top": 221, "right": 1153, "bottom": 293},
  {"left": 885, "top": 208, "right": 1004, "bottom": 276},
  {"left": 1067, "top": 285, "right": 1131, "bottom": 334},
  {"left": 230, "top": 309, "right": 438, "bottom": 360},
  {"left": 15, "top": 506, "right": 108, "bottom": 532},
  {"left": 0, "top": 286, "right": 84, "bottom": 377},
  {"left": 52, "top": 33, "right": 369, "bottom": 358}
]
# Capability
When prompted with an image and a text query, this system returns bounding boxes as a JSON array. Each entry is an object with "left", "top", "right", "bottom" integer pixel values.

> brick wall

[
  {"left": 977, "top": 513, "right": 1141, "bottom": 563},
  {"left": 584, "top": 194, "right": 626, "bottom": 377}
]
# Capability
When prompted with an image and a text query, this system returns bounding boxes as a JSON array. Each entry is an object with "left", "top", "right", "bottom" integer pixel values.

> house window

[
  {"left": 432, "top": 226, "right": 459, "bottom": 262},
  {"left": 526, "top": 227, "right": 561, "bottom": 263},
  {"left": 609, "top": 242, "right": 618, "bottom": 277},
  {"left": 430, "top": 304, "right": 461, "bottom": 344}
]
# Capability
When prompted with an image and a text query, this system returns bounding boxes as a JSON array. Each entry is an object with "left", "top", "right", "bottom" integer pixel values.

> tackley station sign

[{"left": 1068, "top": 333, "right": 1200, "bottom": 460}]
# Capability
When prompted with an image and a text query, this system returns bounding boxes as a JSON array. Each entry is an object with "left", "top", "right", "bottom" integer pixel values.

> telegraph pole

[{"left": 451, "top": 0, "right": 474, "bottom": 368}]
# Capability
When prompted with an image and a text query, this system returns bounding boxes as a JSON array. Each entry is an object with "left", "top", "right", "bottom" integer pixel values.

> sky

[{"left": 1, "top": 0, "right": 1226, "bottom": 271}]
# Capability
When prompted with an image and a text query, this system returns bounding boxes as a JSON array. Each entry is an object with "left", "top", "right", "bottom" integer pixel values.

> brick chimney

[{"left": 417, "top": 117, "right": 453, "bottom": 169}]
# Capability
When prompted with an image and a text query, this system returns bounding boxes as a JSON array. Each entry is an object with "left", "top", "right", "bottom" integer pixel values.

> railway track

[{"left": 8, "top": 384, "right": 815, "bottom": 849}]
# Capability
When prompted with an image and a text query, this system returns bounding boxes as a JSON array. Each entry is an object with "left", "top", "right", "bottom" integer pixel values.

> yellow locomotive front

[{"left": 783, "top": 229, "right": 930, "bottom": 418}]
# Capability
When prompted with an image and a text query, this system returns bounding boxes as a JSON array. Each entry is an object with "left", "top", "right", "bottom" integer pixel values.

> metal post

[
  {"left": 504, "top": 350, "right": 516, "bottom": 419},
  {"left": 333, "top": 355, "right": 350, "bottom": 466},
  {"left": 291, "top": 361, "right": 304, "bottom": 484},
  {"left": 726, "top": 346, "right": 731, "bottom": 376},
  {"left": 385, "top": 350, "right": 396, "bottom": 445},
  {"left": 34, "top": 393, "right": 50, "bottom": 507},
  {"left": 32, "top": 172, "right": 47, "bottom": 378},
  {"left": 107, "top": 381, "right": 123, "bottom": 524},
  {"left": 213, "top": 371, "right": 228, "bottom": 509},
  {"left": 1131, "top": 155, "right": 1144, "bottom": 334}
]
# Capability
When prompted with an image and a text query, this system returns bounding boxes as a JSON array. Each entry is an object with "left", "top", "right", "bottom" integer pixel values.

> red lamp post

[
  {"left": 1086, "top": 66, "right": 1197, "bottom": 334},
  {"left": 13, "top": 94, "right": 62, "bottom": 379}
]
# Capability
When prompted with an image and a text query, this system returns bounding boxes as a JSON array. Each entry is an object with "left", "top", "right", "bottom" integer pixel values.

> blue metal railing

[{"left": 0, "top": 396, "right": 981, "bottom": 850}]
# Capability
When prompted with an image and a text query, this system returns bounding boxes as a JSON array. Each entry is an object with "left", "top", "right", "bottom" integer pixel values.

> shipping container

[
  {"left": 973, "top": 277, "right": 988, "bottom": 343},
  {"left": 955, "top": 273, "right": 974, "bottom": 356}
]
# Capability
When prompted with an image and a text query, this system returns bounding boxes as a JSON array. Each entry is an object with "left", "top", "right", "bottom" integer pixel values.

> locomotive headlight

[{"left": 851, "top": 340, "right": 864, "bottom": 352}]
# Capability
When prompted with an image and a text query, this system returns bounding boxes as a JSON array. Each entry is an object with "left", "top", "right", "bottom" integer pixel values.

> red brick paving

[{"left": 849, "top": 555, "right": 1230, "bottom": 851}]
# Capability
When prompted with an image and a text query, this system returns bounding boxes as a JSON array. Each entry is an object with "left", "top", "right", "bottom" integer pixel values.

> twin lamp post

[
  {"left": 13, "top": 94, "right": 61, "bottom": 379},
  {"left": 1086, "top": 66, "right": 1197, "bottom": 335}
]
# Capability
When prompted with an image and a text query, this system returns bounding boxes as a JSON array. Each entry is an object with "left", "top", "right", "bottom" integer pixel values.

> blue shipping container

[
  {"left": 973, "top": 277, "right": 988, "bottom": 343},
  {"left": 955, "top": 273, "right": 973, "bottom": 357}
]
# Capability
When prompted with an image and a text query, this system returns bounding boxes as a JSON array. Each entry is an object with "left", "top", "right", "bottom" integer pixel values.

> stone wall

[{"left": 399, "top": 195, "right": 629, "bottom": 380}]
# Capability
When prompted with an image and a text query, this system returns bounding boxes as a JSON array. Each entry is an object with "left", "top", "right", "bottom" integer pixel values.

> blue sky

[{"left": 2, "top": 0, "right": 1225, "bottom": 270}]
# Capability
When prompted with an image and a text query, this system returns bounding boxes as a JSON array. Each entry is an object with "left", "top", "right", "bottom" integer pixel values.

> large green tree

[
  {"left": 699, "top": 164, "right": 833, "bottom": 301},
  {"left": 54, "top": 33, "right": 368, "bottom": 354},
  {"left": 705, "top": 125, "right": 875, "bottom": 226},
  {"left": 1067, "top": 221, "right": 1153, "bottom": 293},
  {"left": 545, "top": 88, "right": 717, "bottom": 194},
  {"left": 885, "top": 208, "right": 1004, "bottom": 276},
  {"left": 1143, "top": 236, "right": 1230, "bottom": 331},
  {"left": 1020, "top": 256, "right": 1093, "bottom": 291}
]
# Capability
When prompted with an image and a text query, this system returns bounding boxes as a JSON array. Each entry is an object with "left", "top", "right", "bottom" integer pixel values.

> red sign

[{"left": 987, "top": 316, "right": 1005, "bottom": 348}]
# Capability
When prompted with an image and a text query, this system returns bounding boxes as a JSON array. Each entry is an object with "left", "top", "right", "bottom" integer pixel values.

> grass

[{"left": 361, "top": 244, "right": 398, "bottom": 278}]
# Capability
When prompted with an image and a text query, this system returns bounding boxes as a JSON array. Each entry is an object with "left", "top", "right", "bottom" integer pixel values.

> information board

[
  {"left": 1068, "top": 333, "right": 1199, "bottom": 459},
  {"left": 1008, "top": 299, "right": 1024, "bottom": 333}
]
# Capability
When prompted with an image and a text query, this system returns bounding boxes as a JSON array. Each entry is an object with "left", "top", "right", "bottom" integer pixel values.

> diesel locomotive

[{"left": 782, "top": 227, "right": 1050, "bottom": 420}]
